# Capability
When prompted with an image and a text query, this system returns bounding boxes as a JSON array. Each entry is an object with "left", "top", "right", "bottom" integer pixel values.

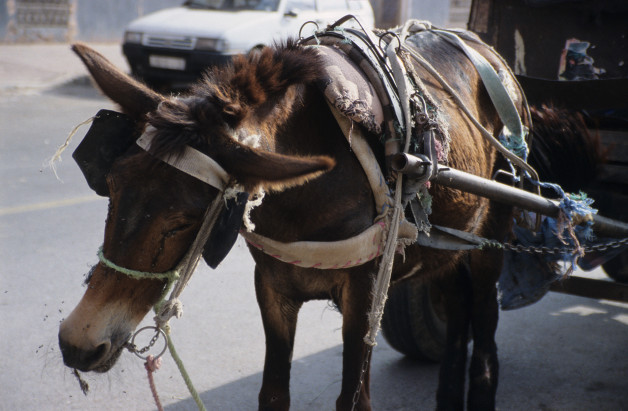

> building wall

[{"left": 2, "top": 0, "right": 180, "bottom": 43}]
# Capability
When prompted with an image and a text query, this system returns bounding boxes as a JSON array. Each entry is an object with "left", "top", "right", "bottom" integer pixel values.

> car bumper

[{"left": 122, "top": 43, "right": 234, "bottom": 84}]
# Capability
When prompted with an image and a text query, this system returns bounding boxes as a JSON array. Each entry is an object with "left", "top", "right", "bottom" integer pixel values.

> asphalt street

[{"left": 0, "top": 44, "right": 627, "bottom": 411}]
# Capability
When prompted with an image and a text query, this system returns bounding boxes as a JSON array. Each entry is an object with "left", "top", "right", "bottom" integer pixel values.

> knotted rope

[
  {"left": 148, "top": 191, "right": 226, "bottom": 411},
  {"left": 153, "top": 188, "right": 225, "bottom": 328}
]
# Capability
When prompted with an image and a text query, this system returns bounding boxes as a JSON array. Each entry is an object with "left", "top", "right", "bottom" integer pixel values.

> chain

[
  {"left": 350, "top": 346, "right": 372, "bottom": 411},
  {"left": 485, "top": 237, "right": 628, "bottom": 255},
  {"left": 135, "top": 331, "right": 161, "bottom": 355}
]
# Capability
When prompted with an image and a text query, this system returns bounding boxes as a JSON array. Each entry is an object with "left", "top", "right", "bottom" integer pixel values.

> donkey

[{"left": 58, "top": 30, "right": 530, "bottom": 410}]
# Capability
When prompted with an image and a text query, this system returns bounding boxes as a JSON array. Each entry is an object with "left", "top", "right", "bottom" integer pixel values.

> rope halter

[{"left": 97, "top": 130, "right": 233, "bottom": 332}]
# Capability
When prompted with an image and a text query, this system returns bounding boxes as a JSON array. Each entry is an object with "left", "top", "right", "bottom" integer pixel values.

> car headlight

[
  {"left": 195, "top": 37, "right": 227, "bottom": 52},
  {"left": 124, "top": 31, "right": 143, "bottom": 44}
]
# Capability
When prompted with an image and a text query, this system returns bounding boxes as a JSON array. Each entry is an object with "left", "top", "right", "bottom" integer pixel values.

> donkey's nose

[{"left": 58, "top": 334, "right": 111, "bottom": 372}]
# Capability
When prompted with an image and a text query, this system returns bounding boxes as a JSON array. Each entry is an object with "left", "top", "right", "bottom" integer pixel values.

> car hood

[{"left": 126, "top": 7, "right": 278, "bottom": 38}]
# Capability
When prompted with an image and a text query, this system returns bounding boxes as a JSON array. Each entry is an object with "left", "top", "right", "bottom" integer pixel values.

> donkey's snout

[{"left": 59, "top": 334, "right": 112, "bottom": 372}]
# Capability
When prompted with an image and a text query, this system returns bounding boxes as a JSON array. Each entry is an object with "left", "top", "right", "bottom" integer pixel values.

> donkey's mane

[{"left": 146, "top": 40, "right": 324, "bottom": 160}]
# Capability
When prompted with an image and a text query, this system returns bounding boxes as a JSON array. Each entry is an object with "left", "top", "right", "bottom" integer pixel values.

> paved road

[{"left": 1, "top": 53, "right": 627, "bottom": 411}]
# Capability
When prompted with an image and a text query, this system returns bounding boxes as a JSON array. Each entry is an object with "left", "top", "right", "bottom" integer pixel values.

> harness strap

[
  {"left": 433, "top": 29, "right": 526, "bottom": 152},
  {"left": 137, "top": 129, "right": 229, "bottom": 190},
  {"left": 416, "top": 224, "right": 501, "bottom": 250}
]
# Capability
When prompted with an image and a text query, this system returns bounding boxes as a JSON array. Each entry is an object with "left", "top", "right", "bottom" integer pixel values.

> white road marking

[{"left": 0, "top": 194, "right": 102, "bottom": 216}]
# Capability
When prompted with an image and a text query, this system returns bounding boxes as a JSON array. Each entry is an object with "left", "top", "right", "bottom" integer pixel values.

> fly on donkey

[{"left": 57, "top": 18, "right": 606, "bottom": 410}]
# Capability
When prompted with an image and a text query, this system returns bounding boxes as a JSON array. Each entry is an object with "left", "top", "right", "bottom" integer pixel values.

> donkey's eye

[{"left": 164, "top": 223, "right": 194, "bottom": 238}]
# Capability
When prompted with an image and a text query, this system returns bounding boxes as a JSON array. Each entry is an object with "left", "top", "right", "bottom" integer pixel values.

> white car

[{"left": 122, "top": 0, "right": 375, "bottom": 87}]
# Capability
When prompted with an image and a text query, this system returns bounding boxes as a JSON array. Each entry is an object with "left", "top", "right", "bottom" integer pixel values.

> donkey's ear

[
  {"left": 216, "top": 142, "right": 335, "bottom": 192},
  {"left": 72, "top": 43, "right": 164, "bottom": 118}
]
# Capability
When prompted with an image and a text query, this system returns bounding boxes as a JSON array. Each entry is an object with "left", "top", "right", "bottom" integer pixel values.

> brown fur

[
  {"left": 59, "top": 35, "right": 530, "bottom": 410},
  {"left": 528, "top": 104, "right": 604, "bottom": 194}
]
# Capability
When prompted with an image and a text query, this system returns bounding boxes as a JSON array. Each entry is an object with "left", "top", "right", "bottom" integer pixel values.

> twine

[
  {"left": 166, "top": 332, "right": 207, "bottom": 411},
  {"left": 48, "top": 115, "right": 95, "bottom": 180},
  {"left": 98, "top": 247, "right": 180, "bottom": 283}
]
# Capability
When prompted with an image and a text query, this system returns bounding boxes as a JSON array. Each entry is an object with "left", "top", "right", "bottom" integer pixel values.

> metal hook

[
  {"left": 378, "top": 31, "right": 401, "bottom": 53},
  {"left": 298, "top": 20, "right": 320, "bottom": 41}
]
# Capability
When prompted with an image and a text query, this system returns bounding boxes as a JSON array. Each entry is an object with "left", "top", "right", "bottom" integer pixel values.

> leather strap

[
  {"left": 433, "top": 29, "right": 527, "bottom": 156},
  {"left": 136, "top": 130, "right": 229, "bottom": 190}
]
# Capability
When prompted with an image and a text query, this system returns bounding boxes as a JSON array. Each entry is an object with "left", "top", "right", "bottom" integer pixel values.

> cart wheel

[
  {"left": 381, "top": 279, "right": 447, "bottom": 362},
  {"left": 602, "top": 250, "right": 628, "bottom": 283}
]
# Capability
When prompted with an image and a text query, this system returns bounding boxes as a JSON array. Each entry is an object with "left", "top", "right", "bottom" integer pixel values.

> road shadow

[
  {"left": 44, "top": 75, "right": 105, "bottom": 100},
  {"left": 44, "top": 74, "right": 195, "bottom": 101},
  {"left": 163, "top": 343, "right": 439, "bottom": 411},
  {"left": 163, "top": 292, "right": 627, "bottom": 411}
]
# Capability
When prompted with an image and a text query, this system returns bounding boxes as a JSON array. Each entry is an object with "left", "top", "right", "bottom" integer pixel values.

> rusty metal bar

[
  {"left": 431, "top": 165, "right": 628, "bottom": 239},
  {"left": 433, "top": 166, "right": 559, "bottom": 216}
]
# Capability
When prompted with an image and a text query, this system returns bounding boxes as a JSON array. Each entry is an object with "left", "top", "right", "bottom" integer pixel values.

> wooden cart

[{"left": 382, "top": 0, "right": 628, "bottom": 361}]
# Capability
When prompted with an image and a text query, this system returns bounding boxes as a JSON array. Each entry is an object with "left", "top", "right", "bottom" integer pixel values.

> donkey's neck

[{"left": 250, "top": 86, "right": 376, "bottom": 243}]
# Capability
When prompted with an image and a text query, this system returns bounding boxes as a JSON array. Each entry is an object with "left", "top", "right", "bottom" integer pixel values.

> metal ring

[{"left": 128, "top": 326, "right": 168, "bottom": 361}]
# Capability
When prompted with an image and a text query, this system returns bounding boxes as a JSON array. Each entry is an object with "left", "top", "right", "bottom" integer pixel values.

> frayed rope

[
  {"left": 145, "top": 355, "right": 164, "bottom": 411},
  {"left": 46, "top": 115, "right": 95, "bottom": 180}
]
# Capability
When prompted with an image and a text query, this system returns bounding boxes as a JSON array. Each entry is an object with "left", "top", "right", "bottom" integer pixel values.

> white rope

[
  {"left": 364, "top": 177, "right": 404, "bottom": 346},
  {"left": 363, "top": 39, "right": 415, "bottom": 346}
]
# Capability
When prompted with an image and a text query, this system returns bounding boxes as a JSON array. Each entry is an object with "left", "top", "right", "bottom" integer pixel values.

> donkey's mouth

[
  {"left": 91, "top": 331, "right": 133, "bottom": 373},
  {"left": 92, "top": 344, "right": 124, "bottom": 373}
]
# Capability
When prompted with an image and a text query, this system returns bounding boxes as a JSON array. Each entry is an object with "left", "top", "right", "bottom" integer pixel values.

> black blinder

[
  {"left": 72, "top": 109, "right": 137, "bottom": 196},
  {"left": 203, "top": 192, "right": 249, "bottom": 269}
]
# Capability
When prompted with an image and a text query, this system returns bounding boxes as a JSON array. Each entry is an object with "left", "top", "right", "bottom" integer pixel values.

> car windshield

[{"left": 184, "top": 0, "right": 280, "bottom": 11}]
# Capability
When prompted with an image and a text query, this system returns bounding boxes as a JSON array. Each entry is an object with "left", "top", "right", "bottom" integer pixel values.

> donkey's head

[{"left": 58, "top": 43, "right": 332, "bottom": 372}]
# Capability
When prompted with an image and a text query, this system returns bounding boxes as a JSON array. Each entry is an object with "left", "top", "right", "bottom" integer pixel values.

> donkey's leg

[
  {"left": 336, "top": 274, "right": 374, "bottom": 411},
  {"left": 255, "top": 267, "right": 303, "bottom": 411},
  {"left": 436, "top": 267, "right": 473, "bottom": 411},
  {"left": 466, "top": 250, "right": 502, "bottom": 411}
]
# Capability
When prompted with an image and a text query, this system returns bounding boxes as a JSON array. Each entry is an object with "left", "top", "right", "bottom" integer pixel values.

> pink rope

[{"left": 145, "top": 355, "right": 164, "bottom": 411}]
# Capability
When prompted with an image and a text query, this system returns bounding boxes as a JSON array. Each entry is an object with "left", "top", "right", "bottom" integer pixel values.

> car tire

[{"left": 381, "top": 279, "right": 448, "bottom": 362}]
